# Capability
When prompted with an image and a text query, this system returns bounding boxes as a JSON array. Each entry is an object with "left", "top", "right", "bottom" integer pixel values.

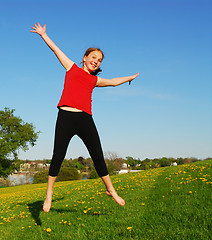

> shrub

[
  {"left": 33, "top": 167, "right": 81, "bottom": 184},
  {"left": 33, "top": 170, "right": 48, "bottom": 184},
  {"left": 89, "top": 169, "right": 99, "bottom": 179},
  {"left": 57, "top": 167, "right": 81, "bottom": 181}
]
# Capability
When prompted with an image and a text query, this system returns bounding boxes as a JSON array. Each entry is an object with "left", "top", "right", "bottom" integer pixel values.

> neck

[{"left": 81, "top": 65, "right": 91, "bottom": 74}]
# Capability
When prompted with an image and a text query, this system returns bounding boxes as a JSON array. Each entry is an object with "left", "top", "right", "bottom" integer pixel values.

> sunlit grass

[{"left": 0, "top": 160, "right": 211, "bottom": 239}]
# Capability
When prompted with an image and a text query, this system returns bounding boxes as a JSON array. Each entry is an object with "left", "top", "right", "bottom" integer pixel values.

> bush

[
  {"left": 33, "top": 170, "right": 48, "bottom": 184},
  {"left": 89, "top": 169, "right": 99, "bottom": 179},
  {"left": 107, "top": 161, "right": 118, "bottom": 175},
  {"left": 57, "top": 167, "right": 81, "bottom": 181},
  {"left": 33, "top": 167, "right": 81, "bottom": 184}
]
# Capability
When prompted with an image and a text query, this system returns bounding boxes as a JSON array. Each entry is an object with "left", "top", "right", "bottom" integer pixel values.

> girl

[{"left": 31, "top": 23, "right": 139, "bottom": 212}]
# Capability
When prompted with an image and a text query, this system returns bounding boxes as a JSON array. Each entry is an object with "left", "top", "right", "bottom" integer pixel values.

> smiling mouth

[{"left": 91, "top": 62, "right": 97, "bottom": 68}]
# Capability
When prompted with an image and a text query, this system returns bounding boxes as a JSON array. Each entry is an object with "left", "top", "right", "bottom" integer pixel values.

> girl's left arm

[{"left": 96, "top": 73, "right": 139, "bottom": 87}]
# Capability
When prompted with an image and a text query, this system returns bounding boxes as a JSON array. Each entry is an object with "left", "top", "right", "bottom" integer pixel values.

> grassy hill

[{"left": 0, "top": 160, "right": 211, "bottom": 240}]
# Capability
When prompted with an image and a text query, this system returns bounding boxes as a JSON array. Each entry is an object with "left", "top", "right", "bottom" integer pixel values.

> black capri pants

[{"left": 49, "top": 109, "right": 109, "bottom": 177}]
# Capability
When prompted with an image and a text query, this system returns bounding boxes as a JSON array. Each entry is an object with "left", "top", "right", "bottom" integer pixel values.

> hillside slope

[{"left": 0, "top": 160, "right": 211, "bottom": 240}]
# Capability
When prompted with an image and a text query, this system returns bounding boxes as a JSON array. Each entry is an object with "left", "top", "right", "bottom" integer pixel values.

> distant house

[
  {"left": 170, "top": 162, "right": 177, "bottom": 166},
  {"left": 20, "top": 163, "right": 31, "bottom": 170},
  {"left": 122, "top": 163, "right": 130, "bottom": 169},
  {"left": 118, "top": 169, "right": 143, "bottom": 174},
  {"left": 119, "top": 169, "right": 129, "bottom": 174},
  {"left": 37, "top": 163, "right": 46, "bottom": 168}
]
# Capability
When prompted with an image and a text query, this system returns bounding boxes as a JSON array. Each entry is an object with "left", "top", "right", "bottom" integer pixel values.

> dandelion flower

[
  {"left": 46, "top": 228, "right": 51, "bottom": 232},
  {"left": 127, "top": 227, "right": 132, "bottom": 230}
]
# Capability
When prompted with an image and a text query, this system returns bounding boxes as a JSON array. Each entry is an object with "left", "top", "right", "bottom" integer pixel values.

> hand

[
  {"left": 132, "top": 73, "right": 139, "bottom": 79},
  {"left": 30, "top": 22, "right": 46, "bottom": 36},
  {"left": 129, "top": 72, "right": 139, "bottom": 85}
]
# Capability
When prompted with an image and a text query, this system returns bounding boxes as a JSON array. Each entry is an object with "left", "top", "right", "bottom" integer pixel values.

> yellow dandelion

[
  {"left": 46, "top": 228, "right": 51, "bottom": 232},
  {"left": 127, "top": 227, "right": 132, "bottom": 230},
  {"left": 189, "top": 191, "right": 192, "bottom": 194}
]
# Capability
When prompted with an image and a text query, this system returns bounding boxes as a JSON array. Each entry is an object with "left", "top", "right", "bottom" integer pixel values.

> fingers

[
  {"left": 129, "top": 73, "right": 139, "bottom": 85},
  {"left": 31, "top": 22, "right": 42, "bottom": 30},
  {"left": 132, "top": 73, "right": 139, "bottom": 79},
  {"left": 30, "top": 22, "right": 46, "bottom": 34},
  {"left": 30, "top": 26, "right": 38, "bottom": 33}
]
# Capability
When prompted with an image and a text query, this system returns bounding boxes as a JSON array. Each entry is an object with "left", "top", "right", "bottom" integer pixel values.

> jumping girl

[{"left": 31, "top": 23, "right": 139, "bottom": 212}]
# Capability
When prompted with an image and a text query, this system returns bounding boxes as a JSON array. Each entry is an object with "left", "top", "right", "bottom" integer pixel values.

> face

[{"left": 83, "top": 51, "right": 103, "bottom": 73}]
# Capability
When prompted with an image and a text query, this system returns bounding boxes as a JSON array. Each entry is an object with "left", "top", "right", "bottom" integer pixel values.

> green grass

[{"left": 0, "top": 160, "right": 211, "bottom": 240}]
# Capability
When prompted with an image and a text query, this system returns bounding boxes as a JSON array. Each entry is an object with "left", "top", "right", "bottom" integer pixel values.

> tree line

[
  {"left": 32, "top": 155, "right": 210, "bottom": 183},
  {"left": 0, "top": 107, "right": 211, "bottom": 184}
]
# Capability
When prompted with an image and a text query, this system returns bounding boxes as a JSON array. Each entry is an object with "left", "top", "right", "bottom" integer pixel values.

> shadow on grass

[{"left": 27, "top": 197, "right": 66, "bottom": 226}]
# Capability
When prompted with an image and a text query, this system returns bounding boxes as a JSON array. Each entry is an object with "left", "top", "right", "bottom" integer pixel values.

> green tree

[
  {"left": 89, "top": 168, "right": 99, "bottom": 179},
  {"left": 125, "top": 156, "right": 141, "bottom": 169},
  {"left": 159, "top": 157, "right": 171, "bottom": 167},
  {"left": 0, "top": 108, "right": 40, "bottom": 177},
  {"left": 33, "top": 167, "right": 81, "bottom": 183}
]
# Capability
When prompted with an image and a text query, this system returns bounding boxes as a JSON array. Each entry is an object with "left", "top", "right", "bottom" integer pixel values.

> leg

[
  {"left": 44, "top": 110, "right": 76, "bottom": 212},
  {"left": 77, "top": 113, "right": 125, "bottom": 206},
  {"left": 101, "top": 175, "right": 125, "bottom": 206},
  {"left": 49, "top": 110, "right": 76, "bottom": 176},
  {"left": 43, "top": 176, "right": 56, "bottom": 212}
]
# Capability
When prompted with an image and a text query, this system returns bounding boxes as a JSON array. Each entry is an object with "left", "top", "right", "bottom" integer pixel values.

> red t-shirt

[{"left": 57, "top": 64, "right": 97, "bottom": 115}]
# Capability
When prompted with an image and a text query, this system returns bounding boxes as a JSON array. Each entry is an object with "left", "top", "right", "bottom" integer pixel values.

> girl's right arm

[{"left": 31, "top": 23, "right": 74, "bottom": 71}]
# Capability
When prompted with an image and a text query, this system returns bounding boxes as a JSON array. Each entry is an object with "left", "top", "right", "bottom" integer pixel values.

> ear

[{"left": 83, "top": 55, "right": 87, "bottom": 62}]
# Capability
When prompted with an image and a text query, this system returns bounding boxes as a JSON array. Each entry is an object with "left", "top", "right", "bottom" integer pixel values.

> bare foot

[
  {"left": 43, "top": 191, "right": 53, "bottom": 212},
  {"left": 106, "top": 189, "right": 125, "bottom": 206}
]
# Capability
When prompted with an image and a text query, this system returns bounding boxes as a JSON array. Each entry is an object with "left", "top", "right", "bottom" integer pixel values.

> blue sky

[{"left": 0, "top": 0, "right": 211, "bottom": 160}]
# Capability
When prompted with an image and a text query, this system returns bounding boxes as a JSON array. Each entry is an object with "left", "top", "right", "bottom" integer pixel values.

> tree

[
  {"left": 0, "top": 108, "right": 40, "bottom": 177},
  {"left": 125, "top": 156, "right": 141, "bottom": 169}
]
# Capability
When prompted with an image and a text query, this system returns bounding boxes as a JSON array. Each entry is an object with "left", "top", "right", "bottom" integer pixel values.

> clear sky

[{"left": 0, "top": 0, "right": 211, "bottom": 160}]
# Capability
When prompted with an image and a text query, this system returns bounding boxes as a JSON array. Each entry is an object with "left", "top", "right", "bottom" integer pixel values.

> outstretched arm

[
  {"left": 30, "top": 23, "right": 74, "bottom": 71},
  {"left": 96, "top": 73, "right": 139, "bottom": 87}
]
